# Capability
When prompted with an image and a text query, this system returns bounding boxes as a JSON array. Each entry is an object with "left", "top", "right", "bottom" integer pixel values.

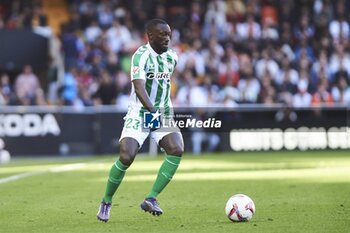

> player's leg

[
  {"left": 147, "top": 132, "right": 184, "bottom": 198},
  {"left": 97, "top": 138, "right": 139, "bottom": 222},
  {"left": 97, "top": 111, "right": 148, "bottom": 222},
  {"left": 141, "top": 132, "right": 184, "bottom": 215},
  {"left": 102, "top": 138, "right": 139, "bottom": 203}
]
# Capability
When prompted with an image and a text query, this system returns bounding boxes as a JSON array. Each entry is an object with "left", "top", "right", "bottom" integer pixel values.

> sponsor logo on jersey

[{"left": 146, "top": 72, "right": 171, "bottom": 82}]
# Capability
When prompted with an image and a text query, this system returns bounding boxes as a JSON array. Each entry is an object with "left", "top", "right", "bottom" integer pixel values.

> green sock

[
  {"left": 102, "top": 159, "right": 129, "bottom": 203},
  {"left": 146, "top": 155, "right": 182, "bottom": 199}
]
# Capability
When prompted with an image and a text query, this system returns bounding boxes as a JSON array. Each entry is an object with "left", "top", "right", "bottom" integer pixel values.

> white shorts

[{"left": 119, "top": 110, "right": 181, "bottom": 148}]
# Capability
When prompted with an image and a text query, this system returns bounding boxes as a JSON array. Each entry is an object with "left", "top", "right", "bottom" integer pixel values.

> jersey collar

[{"left": 147, "top": 43, "right": 161, "bottom": 57}]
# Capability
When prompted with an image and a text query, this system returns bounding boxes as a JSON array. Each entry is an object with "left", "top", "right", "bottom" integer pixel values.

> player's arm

[
  {"left": 131, "top": 49, "right": 157, "bottom": 112},
  {"left": 132, "top": 79, "right": 157, "bottom": 112}
]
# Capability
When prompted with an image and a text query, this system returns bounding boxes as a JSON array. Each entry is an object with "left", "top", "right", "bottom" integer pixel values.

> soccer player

[{"left": 97, "top": 19, "right": 184, "bottom": 222}]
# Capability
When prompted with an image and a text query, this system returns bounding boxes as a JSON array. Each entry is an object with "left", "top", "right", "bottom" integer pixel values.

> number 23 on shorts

[{"left": 124, "top": 118, "right": 141, "bottom": 130}]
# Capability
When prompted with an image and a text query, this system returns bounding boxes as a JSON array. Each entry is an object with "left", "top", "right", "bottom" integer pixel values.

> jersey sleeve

[{"left": 130, "top": 51, "right": 147, "bottom": 80}]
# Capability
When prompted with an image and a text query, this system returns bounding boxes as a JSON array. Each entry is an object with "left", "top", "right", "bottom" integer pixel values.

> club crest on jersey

[{"left": 132, "top": 66, "right": 139, "bottom": 75}]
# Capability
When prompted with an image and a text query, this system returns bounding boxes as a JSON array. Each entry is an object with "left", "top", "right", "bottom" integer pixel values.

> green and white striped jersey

[{"left": 129, "top": 43, "right": 178, "bottom": 117}]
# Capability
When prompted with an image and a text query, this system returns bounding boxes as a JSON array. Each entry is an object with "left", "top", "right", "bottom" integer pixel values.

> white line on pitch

[
  {"left": 49, "top": 163, "right": 87, "bottom": 172},
  {"left": 0, "top": 163, "right": 88, "bottom": 184},
  {"left": 0, "top": 171, "right": 45, "bottom": 184}
]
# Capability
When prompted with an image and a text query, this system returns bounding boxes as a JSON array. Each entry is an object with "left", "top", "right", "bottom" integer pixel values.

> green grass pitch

[{"left": 0, "top": 151, "right": 349, "bottom": 233}]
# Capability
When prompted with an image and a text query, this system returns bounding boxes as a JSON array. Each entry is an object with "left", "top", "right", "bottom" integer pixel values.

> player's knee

[
  {"left": 119, "top": 147, "right": 136, "bottom": 166},
  {"left": 119, "top": 154, "right": 134, "bottom": 166},
  {"left": 167, "top": 144, "right": 184, "bottom": 156}
]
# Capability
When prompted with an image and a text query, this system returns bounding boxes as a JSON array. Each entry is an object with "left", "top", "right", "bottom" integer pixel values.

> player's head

[{"left": 146, "top": 18, "right": 171, "bottom": 54}]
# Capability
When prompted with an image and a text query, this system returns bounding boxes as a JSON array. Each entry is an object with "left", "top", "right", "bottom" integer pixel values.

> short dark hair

[{"left": 145, "top": 18, "right": 168, "bottom": 33}]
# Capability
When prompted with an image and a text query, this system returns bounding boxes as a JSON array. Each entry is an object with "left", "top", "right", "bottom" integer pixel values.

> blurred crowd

[{"left": 1, "top": 0, "right": 350, "bottom": 108}]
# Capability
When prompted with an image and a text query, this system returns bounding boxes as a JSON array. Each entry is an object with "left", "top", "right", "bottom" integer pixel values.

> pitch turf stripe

[
  {"left": 48, "top": 163, "right": 87, "bottom": 172},
  {"left": 0, "top": 163, "right": 87, "bottom": 184},
  {"left": 0, "top": 171, "right": 44, "bottom": 184}
]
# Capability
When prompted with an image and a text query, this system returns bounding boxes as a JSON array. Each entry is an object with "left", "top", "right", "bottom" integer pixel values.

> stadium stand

[{"left": 0, "top": 0, "right": 349, "bottom": 107}]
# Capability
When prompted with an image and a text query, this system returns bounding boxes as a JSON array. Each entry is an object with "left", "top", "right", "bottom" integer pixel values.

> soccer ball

[{"left": 225, "top": 194, "right": 255, "bottom": 222}]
